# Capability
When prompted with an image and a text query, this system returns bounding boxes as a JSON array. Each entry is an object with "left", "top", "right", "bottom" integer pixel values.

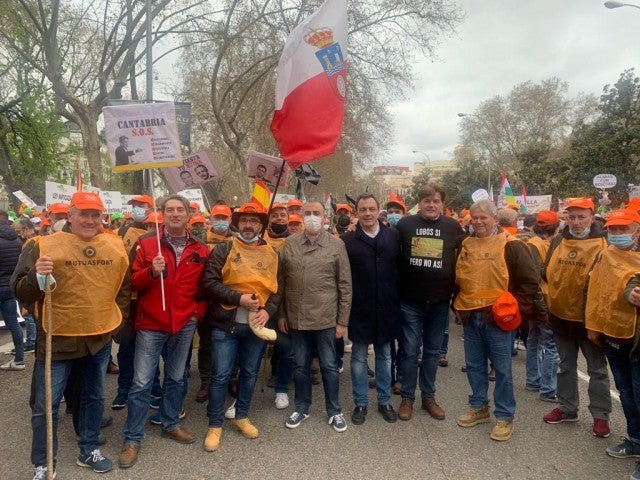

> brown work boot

[
  {"left": 457, "top": 405, "right": 491, "bottom": 428},
  {"left": 490, "top": 419, "right": 514, "bottom": 441},
  {"left": 204, "top": 427, "right": 222, "bottom": 452},
  {"left": 398, "top": 398, "right": 413, "bottom": 421},
  {"left": 118, "top": 444, "right": 140, "bottom": 468},
  {"left": 195, "top": 382, "right": 209, "bottom": 403},
  {"left": 234, "top": 418, "right": 259, "bottom": 439},
  {"left": 422, "top": 397, "right": 446, "bottom": 420},
  {"left": 161, "top": 426, "right": 195, "bottom": 444}
]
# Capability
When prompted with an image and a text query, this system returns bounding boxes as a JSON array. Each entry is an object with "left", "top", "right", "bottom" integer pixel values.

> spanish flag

[{"left": 252, "top": 180, "right": 272, "bottom": 211}]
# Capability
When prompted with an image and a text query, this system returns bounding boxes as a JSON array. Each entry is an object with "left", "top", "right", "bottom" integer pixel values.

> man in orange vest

[
  {"left": 542, "top": 197, "right": 611, "bottom": 437},
  {"left": 585, "top": 209, "right": 640, "bottom": 476},
  {"left": 12, "top": 192, "right": 130, "bottom": 479},
  {"left": 201, "top": 203, "right": 282, "bottom": 452}
]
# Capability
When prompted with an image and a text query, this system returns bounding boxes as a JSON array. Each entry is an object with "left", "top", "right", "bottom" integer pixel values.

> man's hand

[
  {"left": 151, "top": 254, "right": 165, "bottom": 278},
  {"left": 629, "top": 286, "right": 640, "bottom": 307},
  {"left": 278, "top": 317, "right": 288, "bottom": 334},
  {"left": 239, "top": 294, "right": 260, "bottom": 311},
  {"left": 35, "top": 255, "right": 54, "bottom": 275},
  {"left": 587, "top": 329, "right": 601, "bottom": 347},
  {"left": 336, "top": 324, "right": 346, "bottom": 339},
  {"left": 251, "top": 309, "right": 269, "bottom": 327}
]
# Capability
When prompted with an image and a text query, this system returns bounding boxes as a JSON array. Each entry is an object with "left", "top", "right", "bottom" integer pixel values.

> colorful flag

[
  {"left": 270, "top": 0, "right": 348, "bottom": 168},
  {"left": 251, "top": 180, "right": 272, "bottom": 211},
  {"left": 499, "top": 173, "right": 517, "bottom": 208}
]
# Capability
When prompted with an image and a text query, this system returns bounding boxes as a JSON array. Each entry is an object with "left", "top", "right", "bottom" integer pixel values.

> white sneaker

[
  {"left": 0, "top": 359, "right": 25, "bottom": 371},
  {"left": 224, "top": 400, "right": 236, "bottom": 419},
  {"left": 275, "top": 393, "right": 289, "bottom": 410}
]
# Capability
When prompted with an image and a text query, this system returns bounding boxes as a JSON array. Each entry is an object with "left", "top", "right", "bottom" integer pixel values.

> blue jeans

[
  {"left": 0, "top": 286, "right": 24, "bottom": 362},
  {"left": 603, "top": 339, "right": 640, "bottom": 442},
  {"left": 31, "top": 342, "right": 110, "bottom": 467},
  {"left": 525, "top": 320, "right": 559, "bottom": 396},
  {"left": 207, "top": 324, "right": 266, "bottom": 427},
  {"left": 275, "top": 332, "right": 293, "bottom": 394},
  {"left": 351, "top": 341, "right": 391, "bottom": 406},
  {"left": 123, "top": 320, "right": 196, "bottom": 445},
  {"left": 23, "top": 314, "right": 36, "bottom": 348},
  {"left": 464, "top": 311, "right": 515, "bottom": 420},
  {"left": 290, "top": 328, "right": 341, "bottom": 417},
  {"left": 399, "top": 300, "right": 449, "bottom": 401}
]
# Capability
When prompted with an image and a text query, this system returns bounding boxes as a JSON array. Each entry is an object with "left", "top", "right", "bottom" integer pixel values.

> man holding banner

[{"left": 12, "top": 192, "right": 130, "bottom": 479}]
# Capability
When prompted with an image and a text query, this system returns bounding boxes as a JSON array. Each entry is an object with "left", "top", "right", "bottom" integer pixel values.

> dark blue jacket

[
  {"left": 0, "top": 224, "right": 22, "bottom": 288},
  {"left": 341, "top": 221, "right": 400, "bottom": 344}
]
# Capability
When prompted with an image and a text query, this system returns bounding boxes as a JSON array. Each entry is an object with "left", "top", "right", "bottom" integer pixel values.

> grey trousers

[{"left": 555, "top": 332, "right": 612, "bottom": 420}]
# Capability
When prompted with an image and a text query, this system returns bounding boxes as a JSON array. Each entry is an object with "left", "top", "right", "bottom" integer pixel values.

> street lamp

[{"left": 604, "top": 1, "right": 640, "bottom": 9}]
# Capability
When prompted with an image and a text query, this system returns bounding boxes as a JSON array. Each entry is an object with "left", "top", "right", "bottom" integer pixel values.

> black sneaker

[
  {"left": 606, "top": 439, "right": 640, "bottom": 458},
  {"left": 351, "top": 406, "right": 367, "bottom": 425},
  {"left": 378, "top": 404, "right": 398, "bottom": 423},
  {"left": 111, "top": 393, "right": 127, "bottom": 410}
]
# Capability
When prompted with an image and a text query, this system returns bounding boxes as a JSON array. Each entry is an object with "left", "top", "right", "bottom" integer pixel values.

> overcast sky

[{"left": 390, "top": 0, "right": 640, "bottom": 169}]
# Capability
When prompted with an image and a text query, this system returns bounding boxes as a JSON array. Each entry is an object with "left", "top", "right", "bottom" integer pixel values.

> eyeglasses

[{"left": 238, "top": 217, "right": 261, "bottom": 225}]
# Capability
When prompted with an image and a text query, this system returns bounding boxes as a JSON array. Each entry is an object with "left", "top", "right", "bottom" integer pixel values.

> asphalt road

[{"left": 0, "top": 321, "right": 635, "bottom": 480}]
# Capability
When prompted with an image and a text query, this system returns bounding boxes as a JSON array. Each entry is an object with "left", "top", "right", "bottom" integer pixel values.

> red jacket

[{"left": 132, "top": 229, "right": 209, "bottom": 333}]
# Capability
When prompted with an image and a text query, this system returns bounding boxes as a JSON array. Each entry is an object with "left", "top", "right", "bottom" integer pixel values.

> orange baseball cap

[
  {"left": 189, "top": 202, "right": 200, "bottom": 210},
  {"left": 536, "top": 210, "right": 559, "bottom": 227},
  {"left": 210, "top": 204, "right": 232, "bottom": 217},
  {"left": 566, "top": 197, "right": 595, "bottom": 211},
  {"left": 189, "top": 215, "right": 207, "bottom": 226},
  {"left": 128, "top": 195, "right": 155, "bottom": 207},
  {"left": 288, "top": 214, "right": 303, "bottom": 224},
  {"left": 269, "top": 202, "right": 287, "bottom": 212},
  {"left": 492, "top": 291, "right": 522, "bottom": 332},
  {"left": 604, "top": 209, "right": 640, "bottom": 227},
  {"left": 70, "top": 192, "right": 105, "bottom": 211},
  {"left": 124, "top": 213, "right": 133, "bottom": 220},
  {"left": 40, "top": 218, "right": 51, "bottom": 227},
  {"left": 145, "top": 212, "right": 163, "bottom": 224},
  {"left": 336, "top": 203, "right": 352, "bottom": 214},
  {"left": 287, "top": 199, "right": 303, "bottom": 208},
  {"left": 48, "top": 203, "right": 70, "bottom": 214},
  {"left": 626, "top": 198, "right": 640, "bottom": 211}
]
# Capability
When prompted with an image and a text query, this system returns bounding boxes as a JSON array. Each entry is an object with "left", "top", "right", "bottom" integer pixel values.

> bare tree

[
  {"left": 177, "top": 0, "right": 463, "bottom": 197},
  {"left": 0, "top": 0, "right": 212, "bottom": 188}
]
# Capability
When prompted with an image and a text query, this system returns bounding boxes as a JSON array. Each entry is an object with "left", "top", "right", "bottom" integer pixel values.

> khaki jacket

[{"left": 280, "top": 231, "right": 352, "bottom": 330}]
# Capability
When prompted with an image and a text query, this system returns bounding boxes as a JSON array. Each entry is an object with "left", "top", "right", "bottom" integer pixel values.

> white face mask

[{"left": 303, "top": 215, "right": 323, "bottom": 234}]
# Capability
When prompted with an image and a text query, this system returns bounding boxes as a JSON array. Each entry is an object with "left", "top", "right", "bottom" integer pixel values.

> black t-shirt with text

[{"left": 396, "top": 214, "right": 465, "bottom": 304}]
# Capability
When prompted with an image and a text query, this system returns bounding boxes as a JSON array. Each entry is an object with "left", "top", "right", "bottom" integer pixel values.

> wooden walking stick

[{"left": 44, "top": 275, "right": 54, "bottom": 476}]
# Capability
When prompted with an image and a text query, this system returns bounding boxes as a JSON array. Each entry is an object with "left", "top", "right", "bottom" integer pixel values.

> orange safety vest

[
  {"left": 206, "top": 230, "right": 233, "bottom": 251},
  {"left": 585, "top": 246, "right": 640, "bottom": 339},
  {"left": 39, "top": 231, "right": 129, "bottom": 336},
  {"left": 221, "top": 238, "right": 278, "bottom": 308},
  {"left": 454, "top": 232, "right": 510, "bottom": 311},
  {"left": 122, "top": 226, "right": 147, "bottom": 255},
  {"left": 264, "top": 232, "right": 287, "bottom": 254},
  {"left": 527, "top": 236, "right": 551, "bottom": 303},
  {"left": 546, "top": 237, "right": 607, "bottom": 322}
]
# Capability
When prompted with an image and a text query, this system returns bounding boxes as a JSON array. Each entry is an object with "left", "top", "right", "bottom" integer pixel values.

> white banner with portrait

[
  {"left": 162, "top": 151, "right": 220, "bottom": 192},
  {"left": 103, "top": 102, "right": 182, "bottom": 173}
]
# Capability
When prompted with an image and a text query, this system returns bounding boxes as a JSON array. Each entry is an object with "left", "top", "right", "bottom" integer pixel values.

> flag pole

[
  {"left": 44, "top": 275, "right": 54, "bottom": 477},
  {"left": 260, "top": 160, "right": 286, "bottom": 240}
]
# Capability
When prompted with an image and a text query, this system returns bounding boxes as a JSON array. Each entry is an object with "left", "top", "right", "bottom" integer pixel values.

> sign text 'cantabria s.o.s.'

[{"left": 103, "top": 102, "right": 182, "bottom": 173}]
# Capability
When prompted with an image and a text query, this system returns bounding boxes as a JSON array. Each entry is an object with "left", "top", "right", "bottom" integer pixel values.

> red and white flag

[{"left": 270, "top": 0, "right": 348, "bottom": 169}]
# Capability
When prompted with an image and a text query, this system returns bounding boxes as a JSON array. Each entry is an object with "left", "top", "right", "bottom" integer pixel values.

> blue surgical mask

[
  {"left": 238, "top": 234, "right": 259, "bottom": 244},
  {"left": 132, "top": 206, "right": 147, "bottom": 222},
  {"left": 213, "top": 220, "right": 229, "bottom": 234},
  {"left": 608, "top": 233, "right": 634, "bottom": 248},
  {"left": 570, "top": 227, "right": 590, "bottom": 239},
  {"left": 387, "top": 213, "right": 402, "bottom": 226}
]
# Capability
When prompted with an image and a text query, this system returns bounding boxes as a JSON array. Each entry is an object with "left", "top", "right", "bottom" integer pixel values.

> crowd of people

[{"left": 1, "top": 186, "right": 640, "bottom": 480}]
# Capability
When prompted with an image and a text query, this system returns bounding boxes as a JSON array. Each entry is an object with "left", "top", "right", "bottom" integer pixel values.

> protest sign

[
  {"left": 12, "top": 190, "right": 37, "bottom": 209},
  {"left": 45, "top": 182, "right": 78, "bottom": 207},
  {"left": 247, "top": 151, "right": 289, "bottom": 190},
  {"left": 103, "top": 102, "right": 182, "bottom": 173},
  {"left": 177, "top": 188, "right": 205, "bottom": 212},
  {"left": 162, "top": 151, "right": 220, "bottom": 192},
  {"left": 99, "top": 190, "right": 123, "bottom": 214}
]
